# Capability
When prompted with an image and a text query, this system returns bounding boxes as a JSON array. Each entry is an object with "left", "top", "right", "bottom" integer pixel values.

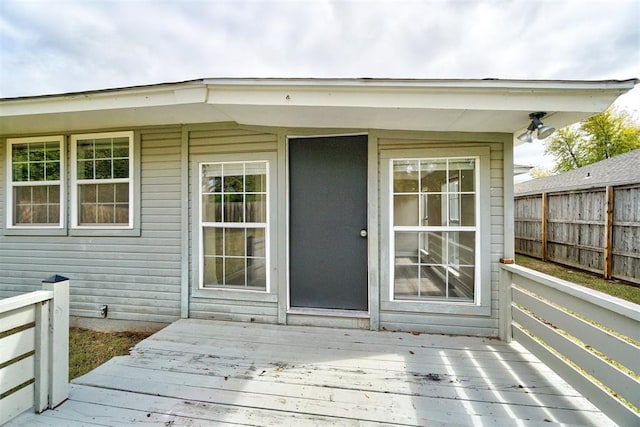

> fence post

[
  {"left": 603, "top": 186, "right": 614, "bottom": 279},
  {"left": 541, "top": 192, "right": 548, "bottom": 261},
  {"left": 41, "top": 275, "right": 69, "bottom": 409}
]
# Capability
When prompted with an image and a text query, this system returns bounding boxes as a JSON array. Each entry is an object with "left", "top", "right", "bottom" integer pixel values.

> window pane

[
  {"left": 461, "top": 194, "right": 475, "bottom": 226},
  {"left": 30, "top": 163, "right": 44, "bottom": 181},
  {"left": 420, "top": 160, "right": 447, "bottom": 192},
  {"left": 395, "top": 232, "right": 418, "bottom": 262},
  {"left": 77, "top": 160, "right": 93, "bottom": 180},
  {"left": 48, "top": 204, "right": 60, "bottom": 223},
  {"left": 224, "top": 194, "right": 244, "bottom": 222},
  {"left": 115, "top": 183, "right": 129, "bottom": 203},
  {"left": 45, "top": 162, "right": 60, "bottom": 181},
  {"left": 223, "top": 163, "right": 244, "bottom": 192},
  {"left": 203, "top": 257, "right": 224, "bottom": 286},
  {"left": 45, "top": 144, "right": 60, "bottom": 161},
  {"left": 203, "top": 228, "right": 223, "bottom": 257},
  {"left": 225, "top": 258, "right": 246, "bottom": 286},
  {"left": 115, "top": 204, "right": 129, "bottom": 223},
  {"left": 97, "top": 184, "right": 114, "bottom": 203},
  {"left": 246, "top": 194, "right": 266, "bottom": 223},
  {"left": 393, "top": 195, "right": 418, "bottom": 226},
  {"left": 202, "top": 164, "right": 222, "bottom": 193},
  {"left": 95, "top": 159, "right": 112, "bottom": 179},
  {"left": 113, "top": 159, "right": 129, "bottom": 179},
  {"left": 29, "top": 144, "right": 45, "bottom": 161},
  {"left": 112, "top": 138, "right": 129, "bottom": 158},
  {"left": 94, "top": 139, "right": 112, "bottom": 159},
  {"left": 421, "top": 231, "right": 444, "bottom": 265},
  {"left": 394, "top": 264, "right": 419, "bottom": 299},
  {"left": 455, "top": 231, "right": 476, "bottom": 265},
  {"left": 421, "top": 193, "right": 443, "bottom": 226},
  {"left": 12, "top": 145, "right": 28, "bottom": 162},
  {"left": 247, "top": 228, "right": 265, "bottom": 258},
  {"left": 245, "top": 162, "right": 267, "bottom": 192},
  {"left": 77, "top": 141, "right": 94, "bottom": 160},
  {"left": 12, "top": 163, "right": 29, "bottom": 181},
  {"left": 393, "top": 160, "right": 419, "bottom": 192},
  {"left": 225, "top": 228, "right": 245, "bottom": 257},
  {"left": 202, "top": 195, "right": 221, "bottom": 222},
  {"left": 247, "top": 259, "right": 266, "bottom": 289}
]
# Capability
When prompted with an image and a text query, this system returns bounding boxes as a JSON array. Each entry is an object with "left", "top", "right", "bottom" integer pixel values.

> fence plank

[
  {"left": 512, "top": 307, "right": 639, "bottom": 409},
  {"left": 0, "top": 383, "right": 34, "bottom": 425},
  {"left": 0, "top": 328, "right": 35, "bottom": 366},
  {"left": 0, "top": 355, "right": 35, "bottom": 395},
  {"left": 0, "top": 305, "right": 34, "bottom": 333},
  {"left": 512, "top": 287, "right": 638, "bottom": 372}
]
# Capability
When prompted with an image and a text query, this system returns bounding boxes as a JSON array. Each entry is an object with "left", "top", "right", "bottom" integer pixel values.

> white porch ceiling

[{"left": 1, "top": 78, "right": 636, "bottom": 137}]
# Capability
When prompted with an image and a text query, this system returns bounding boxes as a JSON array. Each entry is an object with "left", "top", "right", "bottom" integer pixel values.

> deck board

[{"left": 8, "top": 319, "right": 616, "bottom": 426}]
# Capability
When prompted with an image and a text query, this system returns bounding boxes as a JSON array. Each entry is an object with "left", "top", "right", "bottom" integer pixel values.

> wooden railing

[
  {"left": 0, "top": 276, "right": 69, "bottom": 425},
  {"left": 500, "top": 264, "right": 639, "bottom": 426}
]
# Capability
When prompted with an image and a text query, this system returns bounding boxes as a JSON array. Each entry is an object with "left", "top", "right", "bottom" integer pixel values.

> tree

[{"left": 545, "top": 108, "right": 640, "bottom": 173}]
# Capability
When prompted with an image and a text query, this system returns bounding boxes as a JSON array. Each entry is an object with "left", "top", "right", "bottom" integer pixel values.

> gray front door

[{"left": 289, "top": 135, "right": 368, "bottom": 311}]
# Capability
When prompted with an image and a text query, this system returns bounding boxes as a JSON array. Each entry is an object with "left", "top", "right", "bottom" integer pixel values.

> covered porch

[{"left": 8, "top": 318, "right": 614, "bottom": 426}]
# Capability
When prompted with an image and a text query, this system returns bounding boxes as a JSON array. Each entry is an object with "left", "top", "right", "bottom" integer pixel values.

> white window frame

[
  {"left": 191, "top": 151, "right": 278, "bottom": 301},
  {"left": 70, "top": 131, "right": 135, "bottom": 230},
  {"left": 5, "top": 136, "right": 66, "bottom": 233},
  {"left": 380, "top": 146, "right": 491, "bottom": 316}
]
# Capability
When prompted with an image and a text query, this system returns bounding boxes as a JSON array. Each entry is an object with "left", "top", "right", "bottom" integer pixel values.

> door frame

[{"left": 283, "top": 133, "right": 379, "bottom": 327}]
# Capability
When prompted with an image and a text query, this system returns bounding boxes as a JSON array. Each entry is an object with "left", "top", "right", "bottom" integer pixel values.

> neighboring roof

[
  {"left": 514, "top": 164, "right": 534, "bottom": 176},
  {"left": 1, "top": 77, "right": 637, "bottom": 136},
  {"left": 514, "top": 149, "right": 640, "bottom": 195}
]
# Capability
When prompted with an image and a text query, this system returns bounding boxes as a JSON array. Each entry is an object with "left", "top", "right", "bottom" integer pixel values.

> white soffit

[{"left": 0, "top": 78, "right": 636, "bottom": 135}]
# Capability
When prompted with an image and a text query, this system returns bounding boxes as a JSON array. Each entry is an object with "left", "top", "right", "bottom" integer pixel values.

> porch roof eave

[{"left": 0, "top": 77, "right": 636, "bottom": 136}]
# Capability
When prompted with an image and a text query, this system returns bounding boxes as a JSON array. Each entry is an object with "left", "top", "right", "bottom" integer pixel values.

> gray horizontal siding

[
  {"left": 187, "top": 124, "right": 279, "bottom": 322},
  {"left": 0, "top": 128, "right": 184, "bottom": 324}
]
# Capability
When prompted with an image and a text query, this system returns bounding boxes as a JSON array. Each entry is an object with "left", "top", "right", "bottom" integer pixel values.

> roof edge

[{"left": 2, "top": 77, "right": 638, "bottom": 102}]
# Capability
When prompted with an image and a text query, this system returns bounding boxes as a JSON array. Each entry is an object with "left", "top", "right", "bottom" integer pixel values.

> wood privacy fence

[
  {"left": 515, "top": 183, "right": 640, "bottom": 285},
  {"left": 0, "top": 276, "right": 69, "bottom": 425},
  {"left": 500, "top": 263, "right": 640, "bottom": 426}
]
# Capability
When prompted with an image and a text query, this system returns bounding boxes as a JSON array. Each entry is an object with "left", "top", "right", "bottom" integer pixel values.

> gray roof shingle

[{"left": 514, "top": 149, "right": 640, "bottom": 195}]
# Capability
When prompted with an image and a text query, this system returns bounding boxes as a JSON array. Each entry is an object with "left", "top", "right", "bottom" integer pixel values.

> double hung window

[
  {"left": 71, "top": 132, "right": 134, "bottom": 228},
  {"left": 392, "top": 157, "right": 477, "bottom": 302},
  {"left": 7, "top": 136, "right": 64, "bottom": 228},
  {"left": 200, "top": 161, "right": 269, "bottom": 291}
]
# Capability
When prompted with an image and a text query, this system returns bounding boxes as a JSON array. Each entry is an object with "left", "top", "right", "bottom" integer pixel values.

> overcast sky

[{"left": 1, "top": 0, "right": 639, "bottom": 169}]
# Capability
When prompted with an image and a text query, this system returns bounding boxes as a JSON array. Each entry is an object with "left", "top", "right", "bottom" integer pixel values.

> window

[
  {"left": 199, "top": 161, "right": 269, "bottom": 291},
  {"left": 71, "top": 132, "right": 134, "bottom": 228},
  {"left": 392, "top": 157, "right": 477, "bottom": 302},
  {"left": 7, "top": 136, "right": 64, "bottom": 228}
]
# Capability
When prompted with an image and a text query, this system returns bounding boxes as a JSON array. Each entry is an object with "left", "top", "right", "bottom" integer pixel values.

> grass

[
  {"left": 69, "top": 328, "right": 152, "bottom": 380},
  {"left": 515, "top": 254, "right": 640, "bottom": 305}
]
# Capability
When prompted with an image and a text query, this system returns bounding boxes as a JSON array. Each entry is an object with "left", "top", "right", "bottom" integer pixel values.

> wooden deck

[{"left": 9, "top": 319, "right": 615, "bottom": 426}]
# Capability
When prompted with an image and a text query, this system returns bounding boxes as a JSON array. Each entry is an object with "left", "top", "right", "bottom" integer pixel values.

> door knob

[{"left": 360, "top": 229, "right": 368, "bottom": 238}]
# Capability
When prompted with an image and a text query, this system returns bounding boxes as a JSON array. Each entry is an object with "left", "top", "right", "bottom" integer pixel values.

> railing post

[
  {"left": 499, "top": 259, "right": 513, "bottom": 343},
  {"left": 41, "top": 275, "right": 69, "bottom": 408}
]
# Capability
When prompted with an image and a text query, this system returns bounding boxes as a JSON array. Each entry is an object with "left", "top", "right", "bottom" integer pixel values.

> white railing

[
  {"left": 500, "top": 263, "right": 639, "bottom": 426},
  {"left": 0, "top": 276, "right": 69, "bottom": 425}
]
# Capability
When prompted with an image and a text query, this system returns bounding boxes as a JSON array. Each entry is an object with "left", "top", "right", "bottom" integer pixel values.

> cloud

[{"left": 0, "top": 0, "right": 638, "bottom": 97}]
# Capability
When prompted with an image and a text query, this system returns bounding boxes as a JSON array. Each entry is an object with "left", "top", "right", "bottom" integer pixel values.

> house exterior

[{"left": 1, "top": 78, "right": 635, "bottom": 336}]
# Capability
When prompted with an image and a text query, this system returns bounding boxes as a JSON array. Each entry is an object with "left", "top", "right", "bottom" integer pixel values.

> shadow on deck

[{"left": 8, "top": 319, "right": 614, "bottom": 426}]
